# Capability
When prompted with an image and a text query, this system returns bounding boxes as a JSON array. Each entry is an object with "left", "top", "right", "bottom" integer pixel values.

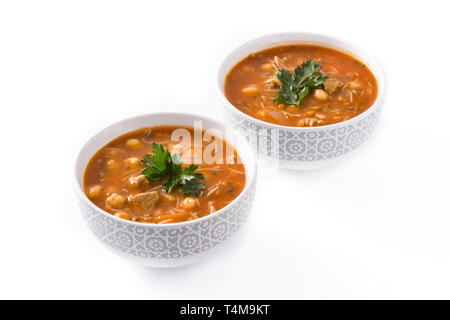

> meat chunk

[
  {"left": 323, "top": 78, "right": 342, "bottom": 94},
  {"left": 129, "top": 174, "right": 149, "bottom": 189},
  {"left": 128, "top": 191, "right": 159, "bottom": 211}
]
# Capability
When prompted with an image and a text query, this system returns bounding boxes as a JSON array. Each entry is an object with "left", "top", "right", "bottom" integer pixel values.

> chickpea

[
  {"left": 106, "top": 193, "right": 127, "bottom": 209},
  {"left": 125, "top": 138, "right": 142, "bottom": 149},
  {"left": 348, "top": 81, "right": 362, "bottom": 90},
  {"left": 106, "top": 159, "right": 120, "bottom": 170},
  {"left": 129, "top": 175, "right": 148, "bottom": 189},
  {"left": 241, "top": 86, "right": 259, "bottom": 96},
  {"left": 180, "top": 197, "right": 197, "bottom": 210},
  {"left": 286, "top": 105, "right": 299, "bottom": 113},
  {"left": 161, "top": 192, "right": 176, "bottom": 202},
  {"left": 261, "top": 63, "right": 272, "bottom": 71},
  {"left": 277, "top": 103, "right": 286, "bottom": 109},
  {"left": 125, "top": 157, "right": 141, "bottom": 169},
  {"left": 313, "top": 89, "right": 328, "bottom": 101},
  {"left": 298, "top": 118, "right": 307, "bottom": 127},
  {"left": 87, "top": 185, "right": 103, "bottom": 199},
  {"left": 107, "top": 149, "right": 120, "bottom": 157},
  {"left": 256, "top": 110, "right": 266, "bottom": 118},
  {"left": 315, "top": 113, "right": 326, "bottom": 120},
  {"left": 114, "top": 211, "right": 130, "bottom": 220}
]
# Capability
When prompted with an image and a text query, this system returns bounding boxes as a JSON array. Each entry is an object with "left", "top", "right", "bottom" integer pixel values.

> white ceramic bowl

[
  {"left": 74, "top": 113, "right": 257, "bottom": 268},
  {"left": 218, "top": 32, "right": 386, "bottom": 170}
]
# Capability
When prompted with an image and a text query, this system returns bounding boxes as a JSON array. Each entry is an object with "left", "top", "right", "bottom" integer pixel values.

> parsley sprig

[
  {"left": 273, "top": 60, "right": 328, "bottom": 106},
  {"left": 142, "top": 143, "right": 205, "bottom": 197}
]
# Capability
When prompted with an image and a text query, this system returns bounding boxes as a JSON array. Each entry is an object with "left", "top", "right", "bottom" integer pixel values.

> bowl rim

[
  {"left": 217, "top": 31, "right": 386, "bottom": 131},
  {"left": 74, "top": 112, "right": 256, "bottom": 228}
]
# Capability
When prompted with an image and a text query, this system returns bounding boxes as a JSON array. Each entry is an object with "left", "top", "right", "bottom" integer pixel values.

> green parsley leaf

[
  {"left": 141, "top": 143, "right": 205, "bottom": 197},
  {"left": 141, "top": 142, "right": 170, "bottom": 179},
  {"left": 181, "top": 180, "right": 205, "bottom": 198},
  {"left": 273, "top": 59, "right": 328, "bottom": 107},
  {"left": 297, "top": 86, "right": 311, "bottom": 103}
]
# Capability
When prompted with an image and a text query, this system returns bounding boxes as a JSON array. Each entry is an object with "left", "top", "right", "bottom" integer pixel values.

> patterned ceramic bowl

[
  {"left": 74, "top": 113, "right": 257, "bottom": 268},
  {"left": 218, "top": 32, "right": 386, "bottom": 170}
]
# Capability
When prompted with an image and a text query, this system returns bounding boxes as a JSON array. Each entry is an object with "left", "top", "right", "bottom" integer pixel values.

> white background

[{"left": 1, "top": 0, "right": 449, "bottom": 299}]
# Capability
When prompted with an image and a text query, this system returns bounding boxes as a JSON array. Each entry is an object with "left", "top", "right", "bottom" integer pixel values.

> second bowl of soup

[{"left": 218, "top": 32, "right": 385, "bottom": 170}]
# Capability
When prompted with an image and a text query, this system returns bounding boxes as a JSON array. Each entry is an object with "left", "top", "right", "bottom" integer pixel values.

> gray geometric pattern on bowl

[
  {"left": 78, "top": 177, "right": 256, "bottom": 260},
  {"left": 223, "top": 102, "right": 382, "bottom": 162}
]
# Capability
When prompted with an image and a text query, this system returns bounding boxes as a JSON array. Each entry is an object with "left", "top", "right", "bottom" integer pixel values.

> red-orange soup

[
  {"left": 224, "top": 44, "right": 378, "bottom": 127},
  {"left": 84, "top": 126, "right": 246, "bottom": 224}
]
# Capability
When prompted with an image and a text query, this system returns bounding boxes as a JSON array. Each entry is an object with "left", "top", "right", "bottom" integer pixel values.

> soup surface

[
  {"left": 224, "top": 44, "right": 378, "bottom": 127},
  {"left": 84, "top": 126, "right": 246, "bottom": 224}
]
